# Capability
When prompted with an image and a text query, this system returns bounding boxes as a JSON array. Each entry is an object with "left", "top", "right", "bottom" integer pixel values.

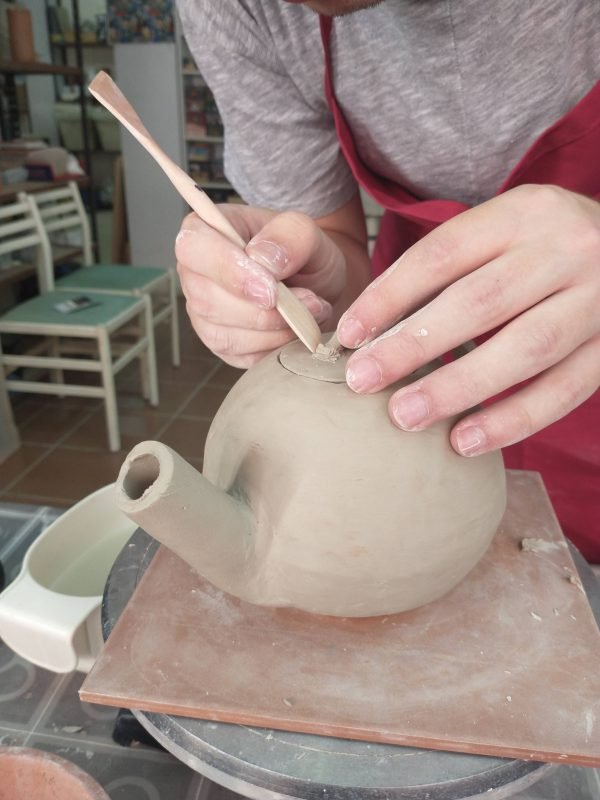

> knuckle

[
  {"left": 181, "top": 211, "right": 198, "bottom": 229},
  {"left": 187, "top": 288, "right": 212, "bottom": 320},
  {"left": 463, "top": 276, "right": 505, "bottom": 323},
  {"left": 278, "top": 211, "right": 320, "bottom": 248},
  {"left": 553, "top": 376, "right": 590, "bottom": 418},
  {"left": 181, "top": 275, "right": 217, "bottom": 320},
  {"left": 514, "top": 183, "right": 567, "bottom": 210},
  {"left": 444, "top": 361, "right": 494, "bottom": 410},
  {"left": 206, "top": 326, "right": 238, "bottom": 356},
  {"left": 177, "top": 262, "right": 191, "bottom": 295},
  {"left": 254, "top": 307, "right": 284, "bottom": 331},
  {"left": 572, "top": 218, "right": 600, "bottom": 262},
  {"left": 509, "top": 404, "right": 536, "bottom": 441},
  {"left": 414, "top": 228, "right": 460, "bottom": 283},
  {"left": 522, "top": 321, "right": 563, "bottom": 363},
  {"left": 383, "top": 327, "right": 429, "bottom": 370},
  {"left": 193, "top": 319, "right": 234, "bottom": 356},
  {"left": 279, "top": 210, "right": 315, "bottom": 233}
]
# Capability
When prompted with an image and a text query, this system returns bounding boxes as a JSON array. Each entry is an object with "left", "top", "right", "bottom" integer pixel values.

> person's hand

[
  {"left": 336, "top": 185, "right": 600, "bottom": 456},
  {"left": 176, "top": 204, "right": 347, "bottom": 368}
]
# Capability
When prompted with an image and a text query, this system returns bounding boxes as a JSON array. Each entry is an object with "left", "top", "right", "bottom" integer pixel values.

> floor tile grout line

[
  {"left": 0, "top": 507, "right": 46, "bottom": 520},
  {"left": 0, "top": 507, "right": 48, "bottom": 562},
  {"left": 25, "top": 727, "right": 185, "bottom": 760},
  {"left": 12, "top": 394, "right": 97, "bottom": 432},
  {"left": 12, "top": 402, "right": 47, "bottom": 431},
  {"left": 23, "top": 674, "right": 70, "bottom": 747},
  {"left": 1, "top": 402, "right": 102, "bottom": 496}
]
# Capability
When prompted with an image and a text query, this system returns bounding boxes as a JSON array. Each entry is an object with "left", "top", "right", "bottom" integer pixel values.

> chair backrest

[
  {"left": 26, "top": 181, "right": 93, "bottom": 267},
  {"left": 0, "top": 195, "right": 54, "bottom": 294}
]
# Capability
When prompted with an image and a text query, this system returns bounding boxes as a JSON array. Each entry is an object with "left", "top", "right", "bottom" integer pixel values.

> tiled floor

[{"left": 0, "top": 303, "right": 242, "bottom": 508}]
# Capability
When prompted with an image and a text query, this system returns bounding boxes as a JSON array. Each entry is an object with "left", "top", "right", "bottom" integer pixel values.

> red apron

[{"left": 320, "top": 17, "right": 600, "bottom": 562}]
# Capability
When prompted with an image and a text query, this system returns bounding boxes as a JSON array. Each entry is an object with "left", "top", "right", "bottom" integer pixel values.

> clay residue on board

[
  {"left": 565, "top": 569, "right": 586, "bottom": 594},
  {"left": 520, "top": 537, "right": 567, "bottom": 554}
]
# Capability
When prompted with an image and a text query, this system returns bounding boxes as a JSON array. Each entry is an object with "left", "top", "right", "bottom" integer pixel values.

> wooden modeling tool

[{"left": 88, "top": 71, "right": 322, "bottom": 354}]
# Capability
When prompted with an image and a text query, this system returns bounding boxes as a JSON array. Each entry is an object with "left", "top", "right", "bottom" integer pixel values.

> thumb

[{"left": 245, "top": 211, "right": 346, "bottom": 305}]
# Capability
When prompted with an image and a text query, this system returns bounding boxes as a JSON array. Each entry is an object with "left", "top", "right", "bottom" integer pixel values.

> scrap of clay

[
  {"left": 520, "top": 537, "right": 567, "bottom": 553},
  {"left": 566, "top": 571, "right": 586, "bottom": 594},
  {"left": 313, "top": 331, "right": 345, "bottom": 363},
  {"left": 314, "top": 342, "right": 342, "bottom": 362}
]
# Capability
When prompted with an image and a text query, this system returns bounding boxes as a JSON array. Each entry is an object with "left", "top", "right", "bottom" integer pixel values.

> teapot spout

[{"left": 115, "top": 441, "right": 253, "bottom": 591}]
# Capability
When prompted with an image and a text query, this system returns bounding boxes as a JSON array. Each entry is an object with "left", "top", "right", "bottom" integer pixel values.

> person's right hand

[{"left": 175, "top": 203, "right": 349, "bottom": 368}]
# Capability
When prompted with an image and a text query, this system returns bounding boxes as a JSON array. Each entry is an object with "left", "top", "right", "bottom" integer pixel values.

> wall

[{"left": 114, "top": 42, "right": 186, "bottom": 267}]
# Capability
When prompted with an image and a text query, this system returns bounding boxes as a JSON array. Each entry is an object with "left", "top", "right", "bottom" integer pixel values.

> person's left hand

[{"left": 335, "top": 184, "right": 600, "bottom": 456}]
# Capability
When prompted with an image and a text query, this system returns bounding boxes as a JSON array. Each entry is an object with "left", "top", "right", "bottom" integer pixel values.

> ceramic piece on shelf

[
  {"left": 7, "top": 7, "right": 35, "bottom": 63},
  {"left": 116, "top": 338, "right": 507, "bottom": 617},
  {"left": 0, "top": 747, "right": 109, "bottom": 800},
  {"left": 0, "top": 484, "right": 136, "bottom": 673}
]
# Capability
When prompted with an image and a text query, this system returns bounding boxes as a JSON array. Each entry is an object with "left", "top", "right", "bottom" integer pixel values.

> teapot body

[{"left": 203, "top": 345, "right": 507, "bottom": 617}]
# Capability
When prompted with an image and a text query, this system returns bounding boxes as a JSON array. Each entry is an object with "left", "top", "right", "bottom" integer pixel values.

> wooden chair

[
  {"left": 0, "top": 194, "right": 158, "bottom": 452},
  {"left": 23, "top": 181, "right": 180, "bottom": 367}
]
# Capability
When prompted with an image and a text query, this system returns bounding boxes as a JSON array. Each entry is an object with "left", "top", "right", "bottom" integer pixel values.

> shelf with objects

[
  {"left": 0, "top": 0, "right": 100, "bottom": 252},
  {"left": 47, "top": 0, "right": 120, "bottom": 214},
  {"left": 180, "top": 46, "right": 241, "bottom": 206}
]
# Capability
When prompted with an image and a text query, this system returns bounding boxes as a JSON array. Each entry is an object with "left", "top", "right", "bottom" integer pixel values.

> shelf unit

[
  {"left": 0, "top": 61, "right": 81, "bottom": 75},
  {"left": 48, "top": 5, "right": 118, "bottom": 211},
  {"left": 180, "top": 46, "right": 237, "bottom": 201},
  {"left": 0, "top": 0, "right": 99, "bottom": 245}
]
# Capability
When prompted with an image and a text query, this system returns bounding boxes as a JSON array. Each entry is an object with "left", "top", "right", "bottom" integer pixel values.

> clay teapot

[{"left": 116, "top": 339, "right": 506, "bottom": 617}]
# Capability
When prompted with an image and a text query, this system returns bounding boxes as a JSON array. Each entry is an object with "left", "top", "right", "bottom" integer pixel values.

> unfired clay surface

[{"left": 116, "top": 340, "right": 507, "bottom": 617}]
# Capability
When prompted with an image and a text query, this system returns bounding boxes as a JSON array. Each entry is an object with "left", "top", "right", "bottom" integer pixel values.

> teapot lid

[{"left": 279, "top": 337, "right": 348, "bottom": 383}]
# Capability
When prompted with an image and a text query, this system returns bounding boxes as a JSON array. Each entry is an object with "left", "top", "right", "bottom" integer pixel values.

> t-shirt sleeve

[{"left": 176, "top": 0, "right": 357, "bottom": 218}]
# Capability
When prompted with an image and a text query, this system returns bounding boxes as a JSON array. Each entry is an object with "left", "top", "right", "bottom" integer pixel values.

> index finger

[
  {"left": 336, "top": 187, "right": 535, "bottom": 349},
  {"left": 176, "top": 212, "right": 279, "bottom": 310}
]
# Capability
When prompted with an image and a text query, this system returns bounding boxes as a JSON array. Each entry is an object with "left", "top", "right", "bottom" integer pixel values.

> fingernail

[
  {"left": 243, "top": 277, "right": 276, "bottom": 309},
  {"left": 346, "top": 356, "right": 382, "bottom": 393},
  {"left": 246, "top": 240, "right": 289, "bottom": 274},
  {"left": 391, "top": 392, "right": 430, "bottom": 430},
  {"left": 456, "top": 426, "right": 487, "bottom": 456},
  {"left": 338, "top": 316, "right": 368, "bottom": 348}
]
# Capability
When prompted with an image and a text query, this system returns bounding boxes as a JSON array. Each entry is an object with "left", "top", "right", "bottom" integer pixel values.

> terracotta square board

[{"left": 81, "top": 471, "right": 600, "bottom": 766}]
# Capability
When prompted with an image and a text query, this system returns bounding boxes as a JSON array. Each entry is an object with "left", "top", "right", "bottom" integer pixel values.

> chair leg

[
  {"left": 48, "top": 337, "right": 65, "bottom": 395},
  {"left": 139, "top": 351, "right": 149, "bottom": 400},
  {"left": 98, "top": 330, "right": 121, "bottom": 452},
  {"left": 142, "top": 296, "right": 159, "bottom": 407},
  {"left": 0, "top": 338, "right": 20, "bottom": 462},
  {"left": 169, "top": 271, "right": 181, "bottom": 367}
]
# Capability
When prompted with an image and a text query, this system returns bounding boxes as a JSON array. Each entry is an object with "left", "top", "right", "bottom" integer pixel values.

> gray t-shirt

[{"left": 177, "top": 0, "right": 599, "bottom": 218}]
